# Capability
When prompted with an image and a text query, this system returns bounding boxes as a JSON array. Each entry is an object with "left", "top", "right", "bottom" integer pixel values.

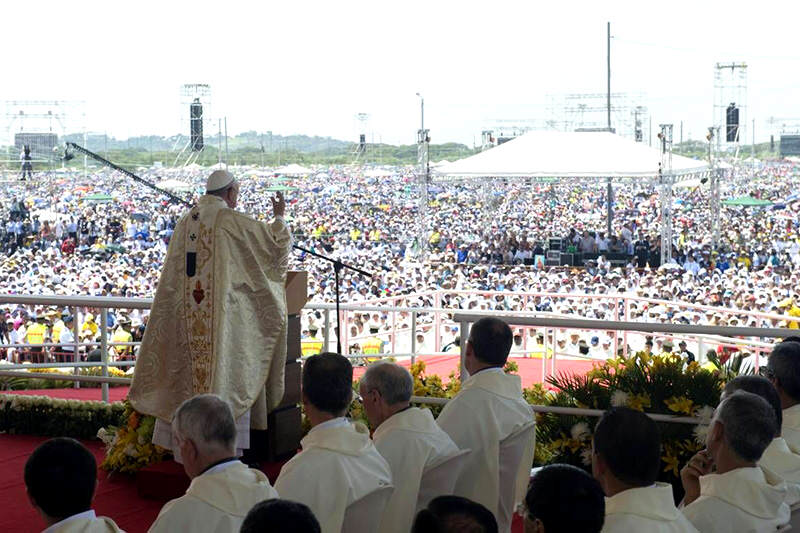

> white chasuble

[
  {"left": 148, "top": 461, "right": 278, "bottom": 533},
  {"left": 436, "top": 370, "right": 535, "bottom": 523},
  {"left": 373, "top": 407, "right": 460, "bottom": 533},
  {"left": 129, "top": 195, "right": 291, "bottom": 430},
  {"left": 759, "top": 437, "right": 800, "bottom": 506},
  {"left": 682, "top": 466, "right": 790, "bottom": 533},
  {"left": 275, "top": 419, "right": 393, "bottom": 533},
  {"left": 602, "top": 483, "right": 698, "bottom": 533}
]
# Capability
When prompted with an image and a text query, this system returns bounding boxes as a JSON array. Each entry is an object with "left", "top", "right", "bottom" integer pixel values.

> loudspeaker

[
  {"left": 726, "top": 103, "right": 739, "bottom": 143},
  {"left": 358, "top": 134, "right": 366, "bottom": 154},
  {"left": 190, "top": 99, "right": 204, "bottom": 152}
]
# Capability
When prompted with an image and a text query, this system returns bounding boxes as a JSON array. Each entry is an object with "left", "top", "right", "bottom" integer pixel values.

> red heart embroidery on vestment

[{"left": 192, "top": 281, "right": 205, "bottom": 304}]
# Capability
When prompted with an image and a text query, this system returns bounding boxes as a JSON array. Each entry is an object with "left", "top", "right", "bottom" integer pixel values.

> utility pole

[{"left": 607, "top": 21, "right": 611, "bottom": 131}]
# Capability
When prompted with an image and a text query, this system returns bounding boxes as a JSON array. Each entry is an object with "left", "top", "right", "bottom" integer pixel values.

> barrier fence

[{"left": 0, "top": 293, "right": 795, "bottom": 403}]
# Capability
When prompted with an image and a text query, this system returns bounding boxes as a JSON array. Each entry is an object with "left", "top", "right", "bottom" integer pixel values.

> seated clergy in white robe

[
  {"left": 764, "top": 341, "right": 800, "bottom": 454},
  {"left": 592, "top": 407, "right": 698, "bottom": 533},
  {"left": 148, "top": 395, "right": 278, "bottom": 533},
  {"left": 275, "top": 353, "right": 393, "bottom": 533},
  {"left": 436, "top": 317, "right": 534, "bottom": 531},
  {"left": 724, "top": 375, "right": 800, "bottom": 506},
  {"left": 359, "top": 362, "right": 460, "bottom": 533},
  {"left": 129, "top": 170, "right": 292, "bottom": 455},
  {"left": 24, "top": 438, "right": 124, "bottom": 533},
  {"left": 681, "top": 391, "right": 790, "bottom": 533}
]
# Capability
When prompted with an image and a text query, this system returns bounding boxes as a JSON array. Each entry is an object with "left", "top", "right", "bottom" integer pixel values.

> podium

[{"left": 245, "top": 270, "right": 308, "bottom": 462}]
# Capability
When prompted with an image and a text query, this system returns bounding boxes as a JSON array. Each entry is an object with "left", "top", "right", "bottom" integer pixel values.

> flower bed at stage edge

[
  {"left": 0, "top": 365, "right": 130, "bottom": 390},
  {"left": 0, "top": 393, "right": 126, "bottom": 439},
  {"left": 533, "top": 351, "right": 728, "bottom": 500},
  {"left": 98, "top": 352, "right": 739, "bottom": 477}
]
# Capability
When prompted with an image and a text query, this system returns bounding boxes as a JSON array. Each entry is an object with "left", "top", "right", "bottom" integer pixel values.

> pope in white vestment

[
  {"left": 601, "top": 483, "right": 698, "bottom": 533},
  {"left": 759, "top": 437, "right": 800, "bottom": 506},
  {"left": 436, "top": 368, "right": 534, "bottom": 528},
  {"left": 129, "top": 172, "right": 292, "bottom": 451},
  {"left": 782, "top": 404, "right": 800, "bottom": 455},
  {"left": 41, "top": 511, "right": 123, "bottom": 533},
  {"left": 275, "top": 418, "right": 393, "bottom": 533},
  {"left": 148, "top": 460, "right": 278, "bottom": 533},
  {"left": 373, "top": 407, "right": 460, "bottom": 533},
  {"left": 682, "top": 466, "right": 790, "bottom": 533}
]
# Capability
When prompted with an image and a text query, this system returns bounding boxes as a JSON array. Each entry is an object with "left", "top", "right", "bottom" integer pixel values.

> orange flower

[{"left": 127, "top": 412, "right": 140, "bottom": 430}]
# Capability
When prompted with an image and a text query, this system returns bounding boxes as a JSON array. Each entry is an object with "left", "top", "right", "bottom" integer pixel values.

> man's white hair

[
  {"left": 361, "top": 362, "right": 413, "bottom": 405},
  {"left": 172, "top": 394, "right": 236, "bottom": 454}
]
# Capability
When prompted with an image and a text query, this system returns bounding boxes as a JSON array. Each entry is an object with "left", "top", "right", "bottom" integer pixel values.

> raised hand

[
  {"left": 271, "top": 191, "right": 286, "bottom": 218},
  {"left": 680, "top": 449, "right": 713, "bottom": 505}
]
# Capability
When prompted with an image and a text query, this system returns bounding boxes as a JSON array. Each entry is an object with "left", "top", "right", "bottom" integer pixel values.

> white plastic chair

[
  {"left": 342, "top": 485, "right": 394, "bottom": 533},
  {"left": 497, "top": 421, "right": 536, "bottom": 533},
  {"left": 416, "top": 448, "right": 472, "bottom": 512}
]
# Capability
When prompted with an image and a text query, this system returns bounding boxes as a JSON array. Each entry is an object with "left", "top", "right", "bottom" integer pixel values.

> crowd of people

[
  {"left": 22, "top": 322, "right": 800, "bottom": 532},
  {"left": 1, "top": 161, "right": 799, "bottom": 362}
]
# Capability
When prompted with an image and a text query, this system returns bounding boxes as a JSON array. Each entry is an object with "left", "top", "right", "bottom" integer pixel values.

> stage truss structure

[
  {"left": 351, "top": 112, "right": 370, "bottom": 163},
  {"left": 547, "top": 92, "right": 649, "bottom": 145},
  {"left": 1, "top": 100, "right": 86, "bottom": 179},
  {"left": 713, "top": 62, "right": 747, "bottom": 157},
  {"left": 174, "top": 84, "right": 212, "bottom": 167}
]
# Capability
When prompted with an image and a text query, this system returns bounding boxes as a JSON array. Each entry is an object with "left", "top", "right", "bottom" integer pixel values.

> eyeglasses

[{"left": 759, "top": 366, "right": 775, "bottom": 380}]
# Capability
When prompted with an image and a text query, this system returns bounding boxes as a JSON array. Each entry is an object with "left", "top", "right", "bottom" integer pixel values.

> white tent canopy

[
  {"left": 437, "top": 131, "right": 709, "bottom": 178},
  {"left": 275, "top": 163, "right": 312, "bottom": 176},
  {"left": 156, "top": 178, "right": 194, "bottom": 192}
]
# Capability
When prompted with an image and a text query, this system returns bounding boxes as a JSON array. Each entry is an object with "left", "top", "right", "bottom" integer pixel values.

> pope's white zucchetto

[{"left": 206, "top": 170, "right": 235, "bottom": 193}]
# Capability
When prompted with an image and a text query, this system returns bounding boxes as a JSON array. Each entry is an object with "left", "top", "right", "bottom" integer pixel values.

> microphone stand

[{"left": 293, "top": 244, "right": 372, "bottom": 354}]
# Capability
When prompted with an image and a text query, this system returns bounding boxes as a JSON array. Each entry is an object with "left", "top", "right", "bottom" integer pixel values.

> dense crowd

[{"left": 1, "top": 160, "right": 799, "bottom": 360}]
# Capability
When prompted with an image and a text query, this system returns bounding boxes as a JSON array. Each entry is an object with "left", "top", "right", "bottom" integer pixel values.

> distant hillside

[
  {"left": 3, "top": 131, "right": 477, "bottom": 167},
  {"left": 61, "top": 131, "right": 353, "bottom": 154}
]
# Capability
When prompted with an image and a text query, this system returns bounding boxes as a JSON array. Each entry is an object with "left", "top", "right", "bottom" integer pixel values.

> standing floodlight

[{"left": 658, "top": 124, "right": 674, "bottom": 265}]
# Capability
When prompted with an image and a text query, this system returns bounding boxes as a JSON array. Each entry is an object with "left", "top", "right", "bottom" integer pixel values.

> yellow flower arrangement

[
  {"left": 99, "top": 400, "right": 169, "bottom": 474},
  {"left": 536, "top": 349, "right": 725, "bottom": 496},
  {"left": 665, "top": 396, "right": 695, "bottom": 415},
  {"left": 627, "top": 393, "right": 652, "bottom": 411}
]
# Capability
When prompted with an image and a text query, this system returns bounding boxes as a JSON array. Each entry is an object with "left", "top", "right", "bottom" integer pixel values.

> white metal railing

[
  {"left": 409, "top": 396, "right": 704, "bottom": 424},
  {"left": 0, "top": 293, "right": 795, "bottom": 403}
]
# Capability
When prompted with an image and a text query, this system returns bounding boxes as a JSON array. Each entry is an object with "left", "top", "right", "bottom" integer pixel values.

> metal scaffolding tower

[
  {"left": 546, "top": 92, "right": 648, "bottom": 143},
  {"left": 175, "top": 84, "right": 211, "bottom": 167},
  {"left": 658, "top": 124, "right": 674, "bottom": 264},
  {"left": 713, "top": 63, "right": 747, "bottom": 156}
]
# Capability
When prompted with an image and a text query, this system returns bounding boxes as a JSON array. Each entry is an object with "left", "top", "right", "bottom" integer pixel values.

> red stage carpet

[
  {"left": 0, "top": 435, "right": 162, "bottom": 533},
  {"left": 0, "top": 434, "right": 526, "bottom": 533},
  {"left": 353, "top": 354, "right": 596, "bottom": 389}
]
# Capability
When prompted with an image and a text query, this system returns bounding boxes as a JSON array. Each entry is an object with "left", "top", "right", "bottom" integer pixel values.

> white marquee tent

[
  {"left": 436, "top": 131, "right": 708, "bottom": 178},
  {"left": 275, "top": 163, "right": 313, "bottom": 176},
  {"left": 156, "top": 178, "right": 194, "bottom": 192}
]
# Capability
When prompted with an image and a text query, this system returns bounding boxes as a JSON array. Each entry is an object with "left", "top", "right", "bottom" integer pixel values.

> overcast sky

[{"left": 4, "top": 0, "right": 800, "bottom": 146}]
